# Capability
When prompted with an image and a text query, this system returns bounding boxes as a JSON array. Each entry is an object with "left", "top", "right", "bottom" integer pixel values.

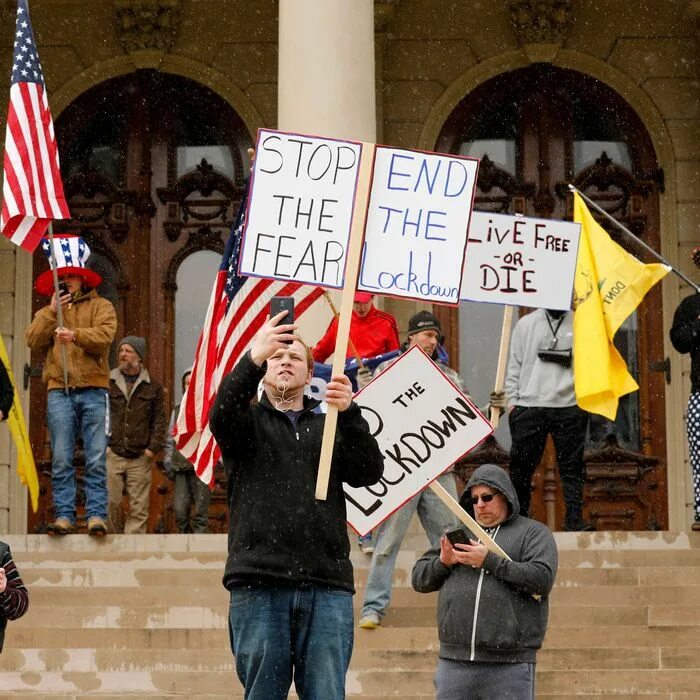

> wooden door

[
  {"left": 27, "top": 70, "right": 252, "bottom": 533},
  {"left": 435, "top": 65, "right": 667, "bottom": 530}
]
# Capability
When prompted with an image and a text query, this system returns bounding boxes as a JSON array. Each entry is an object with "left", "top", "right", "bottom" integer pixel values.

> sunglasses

[{"left": 470, "top": 493, "right": 496, "bottom": 505}]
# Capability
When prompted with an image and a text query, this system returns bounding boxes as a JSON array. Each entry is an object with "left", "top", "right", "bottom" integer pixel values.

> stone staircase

[{"left": 0, "top": 530, "right": 699, "bottom": 699}]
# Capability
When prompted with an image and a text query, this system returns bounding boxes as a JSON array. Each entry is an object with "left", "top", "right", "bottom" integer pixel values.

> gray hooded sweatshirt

[{"left": 411, "top": 464, "right": 558, "bottom": 664}]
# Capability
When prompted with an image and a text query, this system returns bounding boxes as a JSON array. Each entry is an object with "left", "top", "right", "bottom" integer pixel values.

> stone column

[{"left": 277, "top": 0, "right": 377, "bottom": 347}]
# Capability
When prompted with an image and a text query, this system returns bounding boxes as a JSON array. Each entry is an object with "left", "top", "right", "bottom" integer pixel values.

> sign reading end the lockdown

[
  {"left": 359, "top": 147, "right": 479, "bottom": 305},
  {"left": 239, "top": 129, "right": 362, "bottom": 288},
  {"left": 461, "top": 211, "right": 581, "bottom": 310},
  {"left": 345, "top": 346, "right": 493, "bottom": 536}
]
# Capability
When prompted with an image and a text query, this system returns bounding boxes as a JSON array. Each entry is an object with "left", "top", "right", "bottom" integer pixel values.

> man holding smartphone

[
  {"left": 412, "top": 463, "right": 558, "bottom": 699},
  {"left": 209, "top": 307, "right": 384, "bottom": 700},
  {"left": 26, "top": 235, "right": 116, "bottom": 536}
]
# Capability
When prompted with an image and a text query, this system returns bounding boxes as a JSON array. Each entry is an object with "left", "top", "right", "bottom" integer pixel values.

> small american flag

[
  {"left": 174, "top": 184, "right": 323, "bottom": 485},
  {"left": 1, "top": 0, "right": 69, "bottom": 252}
]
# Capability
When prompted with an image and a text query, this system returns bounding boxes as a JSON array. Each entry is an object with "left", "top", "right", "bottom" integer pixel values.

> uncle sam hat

[{"left": 35, "top": 234, "right": 102, "bottom": 296}]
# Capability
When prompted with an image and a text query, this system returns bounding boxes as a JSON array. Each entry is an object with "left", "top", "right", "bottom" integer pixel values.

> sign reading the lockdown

[
  {"left": 239, "top": 129, "right": 362, "bottom": 288},
  {"left": 358, "top": 147, "right": 479, "bottom": 305},
  {"left": 461, "top": 211, "right": 581, "bottom": 310},
  {"left": 345, "top": 346, "right": 493, "bottom": 536}
]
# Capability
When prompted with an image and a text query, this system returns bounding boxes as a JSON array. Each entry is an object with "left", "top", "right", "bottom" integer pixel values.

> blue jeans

[
  {"left": 228, "top": 584, "right": 354, "bottom": 700},
  {"left": 47, "top": 388, "right": 109, "bottom": 523},
  {"left": 360, "top": 471, "right": 460, "bottom": 619}
]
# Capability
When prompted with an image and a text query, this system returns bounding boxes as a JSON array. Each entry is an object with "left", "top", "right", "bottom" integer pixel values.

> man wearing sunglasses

[{"left": 412, "top": 463, "right": 558, "bottom": 700}]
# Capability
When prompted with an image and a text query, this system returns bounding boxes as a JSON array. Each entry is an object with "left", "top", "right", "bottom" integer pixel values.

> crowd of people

[{"left": 5, "top": 235, "right": 700, "bottom": 698}]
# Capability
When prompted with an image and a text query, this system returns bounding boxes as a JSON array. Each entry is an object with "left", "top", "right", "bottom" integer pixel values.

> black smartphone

[
  {"left": 57, "top": 281, "right": 69, "bottom": 297},
  {"left": 445, "top": 527, "right": 471, "bottom": 547},
  {"left": 270, "top": 296, "right": 295, "bottom": 343}
]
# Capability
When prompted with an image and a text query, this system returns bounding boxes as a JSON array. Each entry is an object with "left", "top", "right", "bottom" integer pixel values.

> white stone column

[
  {"left": 278, "top": 0, "right": 376, "bottom": 142},
  {"left": 278, "top": 0, "right": 377, "bottom": 348}
]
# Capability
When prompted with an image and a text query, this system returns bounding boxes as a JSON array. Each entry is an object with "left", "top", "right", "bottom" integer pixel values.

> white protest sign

[
  {"left": 344, "top": 346, "right": 493, "bottom": 536},
  {"left": 358, "top": 147, "right": 479, "bottom": 305},
  {"left": 239, "top": 129, "right": 362, "bottom": 288},
  {"left": 461, "top": 211, "right": 581, "bottom": 310}
]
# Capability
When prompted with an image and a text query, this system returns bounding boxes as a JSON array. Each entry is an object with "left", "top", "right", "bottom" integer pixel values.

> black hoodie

[
  {"left": 210, "top": 351, "right": 384, "bottom": 593},
  {"left": 412, "top": 464, "right": 558, "bottom": 664}
]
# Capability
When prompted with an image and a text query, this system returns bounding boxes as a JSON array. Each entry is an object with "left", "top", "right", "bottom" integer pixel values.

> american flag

[
  {"left": 1, "top": 0, "right": 69, "bottom": 252},
  {"left": 174, "top": 185, "right": 324, "bottom": 485}
]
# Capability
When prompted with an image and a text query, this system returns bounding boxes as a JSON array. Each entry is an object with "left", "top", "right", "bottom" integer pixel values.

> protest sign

[
  {"left": 460, "top": 211, "right": 581, "bottom": 310},
  {"left": 239, "top": 129, "right": 362, "bottom": 288},
  {"left": 359, "top": 147, "right": 479, "bottom": 305},
  {"left": 344, "top": 346, "right": 493, "bottom": 536}
]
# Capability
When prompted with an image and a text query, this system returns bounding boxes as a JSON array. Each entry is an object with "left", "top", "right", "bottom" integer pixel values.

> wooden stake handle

[
  {"left": 489, "top": 305, "right": 513, "bottom": 430},
  {"left": 315, "top": 143, "right": 375, "bottom": 500}
]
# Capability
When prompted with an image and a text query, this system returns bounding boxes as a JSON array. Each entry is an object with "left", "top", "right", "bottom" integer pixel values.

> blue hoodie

[{"left": 412, "top": 464, "right": 558, "bottom": 664}]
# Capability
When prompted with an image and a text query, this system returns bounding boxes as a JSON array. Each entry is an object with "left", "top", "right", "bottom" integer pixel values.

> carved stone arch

[{"left": 49, "top": 54, "right": 265, "bottom": 140}]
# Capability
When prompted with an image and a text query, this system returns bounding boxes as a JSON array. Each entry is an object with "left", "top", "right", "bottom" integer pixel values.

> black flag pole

[{"left": 569, "top": 184, "right": 700, "bottom": 293}]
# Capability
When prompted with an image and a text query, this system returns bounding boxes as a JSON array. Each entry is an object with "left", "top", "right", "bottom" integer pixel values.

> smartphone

[
  {"left": 445, "top": 527, "right": 471, "bottom": 547},
  {"left": 57, "top": 281, "right": 70, "bottom": 297},
  {"left": 270, "top": 296, "right": 295, "bottom": 343}
]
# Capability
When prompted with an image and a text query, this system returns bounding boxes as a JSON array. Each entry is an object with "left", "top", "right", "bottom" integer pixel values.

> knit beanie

[
  {"left": 119, "top": 336, "right": 146, "bottom": 361},
  {"left": 407, "top": 311, "right": 441, "bottom": 337}
]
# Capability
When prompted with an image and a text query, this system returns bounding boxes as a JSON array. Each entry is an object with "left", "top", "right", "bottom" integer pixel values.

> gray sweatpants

[{"left": 435, "top": 658, "right": 535, "bottom": 700}]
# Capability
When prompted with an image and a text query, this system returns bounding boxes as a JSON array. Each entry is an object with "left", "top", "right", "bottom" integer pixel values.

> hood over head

[{"left": 461, "top": 463, "right": 520, "bottom": 522}]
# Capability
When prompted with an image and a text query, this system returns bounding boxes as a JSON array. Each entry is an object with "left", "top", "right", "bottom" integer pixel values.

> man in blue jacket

[
  {"left": 209, "top": 311, "right": 384, "bottom": 700},
  {"left": 412, "top": 464, "right": 558, "bottom": 700}
]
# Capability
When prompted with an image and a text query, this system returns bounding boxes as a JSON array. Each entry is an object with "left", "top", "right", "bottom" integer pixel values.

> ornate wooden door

[
  {"left": 435, "top": 65, "right": 667, "bottom": 530},
  {"left": 27, "top": 70, "right": 252, "bottom": 533}
]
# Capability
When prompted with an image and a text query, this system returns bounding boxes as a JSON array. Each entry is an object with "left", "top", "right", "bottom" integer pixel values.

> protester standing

[
  {"left": 165, "top": 369, "right": 211, "bottom": 533},
  {"left": 0, "top": 540, "right": 29, "bottom": 653},
  {"left": 412, "top": 464, "right": 558, "bottom": 700},
  {"left": 107, "top": 337, "right": 166, "bottom": 534},
  {"left": 25, "top": 235, "right": 116, "bottom": 536},
  {"left": 506, "top": 308, "right": 593, "bottom": 531},
  {"left": 210, "top": 312, "right": 384, "bottom": 700}
]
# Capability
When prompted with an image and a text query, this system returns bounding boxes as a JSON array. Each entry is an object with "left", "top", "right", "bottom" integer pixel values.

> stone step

[{"left": 536, "top": 669, "right": 700, "bottom": 695}]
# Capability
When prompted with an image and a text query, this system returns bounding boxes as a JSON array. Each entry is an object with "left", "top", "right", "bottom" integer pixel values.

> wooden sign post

[
  {"left": 490, "top": 304, "right": 513, "bottom": 430},
  {"left": 315, "top": 142, "right": 376, "bottom": 500}
]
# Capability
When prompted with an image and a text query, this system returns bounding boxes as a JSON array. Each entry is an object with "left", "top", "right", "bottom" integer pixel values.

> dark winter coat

[
  {"left": 0, "top": 361, "right": 12, "bottom": 420},
  {"left": 670, "top": 293, "right": 700, "bottom": 392},
  {"left": 0, "top": 541, "right": 29, "bottom": 653},
  {"left": 210, "top": 351, "right": 384, "bottom": 593},
  {"left": 412, "top": 464, "right": 558, "bottom": 664}
]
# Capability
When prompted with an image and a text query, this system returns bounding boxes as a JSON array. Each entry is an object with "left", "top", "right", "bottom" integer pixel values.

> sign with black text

[
  {"left": 345, "top": 346, "right": 493, "bottom": 536},
  {"left": 358, "top": 147, "right": 479, "bottom": 305},
  {"left": 460, "top": 211, "right": 581, "bottom": 310},
  {"left": 239, "top": 129, "right": 362, "bottom": 287}
]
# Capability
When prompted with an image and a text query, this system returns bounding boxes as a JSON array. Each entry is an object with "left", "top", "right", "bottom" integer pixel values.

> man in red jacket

[{"left": 312, "top": 292, "right": 400, "bottom": 363}]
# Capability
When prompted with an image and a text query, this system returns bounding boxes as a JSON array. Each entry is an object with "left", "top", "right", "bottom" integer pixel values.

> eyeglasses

[{"left": 470, "top": 493, "right": 496, "bottom": 505}]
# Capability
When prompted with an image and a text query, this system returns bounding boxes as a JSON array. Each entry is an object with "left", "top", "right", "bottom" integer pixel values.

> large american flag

[
  {"left": 174, "top": 185, "right": 324, "bottom": 485},
  {"left": 1, "top": 0, "right": 69, "bottom": 252}
]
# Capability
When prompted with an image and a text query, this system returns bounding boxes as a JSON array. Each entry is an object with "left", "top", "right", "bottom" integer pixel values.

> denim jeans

[
  {"left": 228, "top": 584, "right": 353, "bottom": 700},
  {"left": 360, "top": 471, "right": 460, "bottom": 619},
  {"left": 46, "top": 388, "right": 109, "bottom": 523}
]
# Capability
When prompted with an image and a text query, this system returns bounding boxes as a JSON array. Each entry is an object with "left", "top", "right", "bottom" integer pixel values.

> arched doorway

[
  {"left": 27, "top": 70, "right": 253, "bottom": 533},
  {"left": 436, "top": 65, "right": 667, "bottom": 530}
]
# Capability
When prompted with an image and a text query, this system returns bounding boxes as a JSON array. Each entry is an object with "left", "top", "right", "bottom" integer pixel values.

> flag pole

[
  {"left": 46, "top": 223, "right": 70, "bottom": 394},
  {"left": 568, "top": 184, "right": 700, "bottom": 293}
]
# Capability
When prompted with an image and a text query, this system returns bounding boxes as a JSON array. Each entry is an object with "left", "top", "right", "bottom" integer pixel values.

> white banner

[
  {"left": 460, "top": 211, "right": 581, "bottom": 310},
  {"left": 239, "top": 129, "right": 362, "bottom": 288},
  {"left": 345, "top": 346, "right": 493, "bottom": 536},
  {"left": 359, "top": 147, "right": 479, "bottom": 305}
]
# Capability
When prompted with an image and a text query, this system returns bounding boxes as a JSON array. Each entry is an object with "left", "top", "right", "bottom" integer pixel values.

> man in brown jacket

[
  {"left": 26, "top": 235, "right": 117, "bottom": 536},
  {"left": 107, "top": 336, "right": 166, "bottom": 533}
]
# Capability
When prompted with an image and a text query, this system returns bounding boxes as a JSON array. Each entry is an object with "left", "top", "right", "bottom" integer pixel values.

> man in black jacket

[
  {"left": 412, "top": 464, "right": 557, "bottom": 700},
  {"left": 0, "top": 360, "right": 13, "bottom": 422},
  {"left": 670, "top": 246, "right": 700, "bottom": 531},
  {"left": 209, "top": 310, "right": 384, "bottom": 700}
]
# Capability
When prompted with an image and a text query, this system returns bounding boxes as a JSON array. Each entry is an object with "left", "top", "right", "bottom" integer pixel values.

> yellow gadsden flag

[
  {"left": 0, "top": 334, "right": 38, "bottom": 512},
  {"left": 573, "top": 192, "right": 670, "bottom": 420}
]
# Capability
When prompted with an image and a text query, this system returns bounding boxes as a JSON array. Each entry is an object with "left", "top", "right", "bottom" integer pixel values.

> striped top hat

[{"left": 35, "top": 235, "right": 102, "bottom": 296}]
